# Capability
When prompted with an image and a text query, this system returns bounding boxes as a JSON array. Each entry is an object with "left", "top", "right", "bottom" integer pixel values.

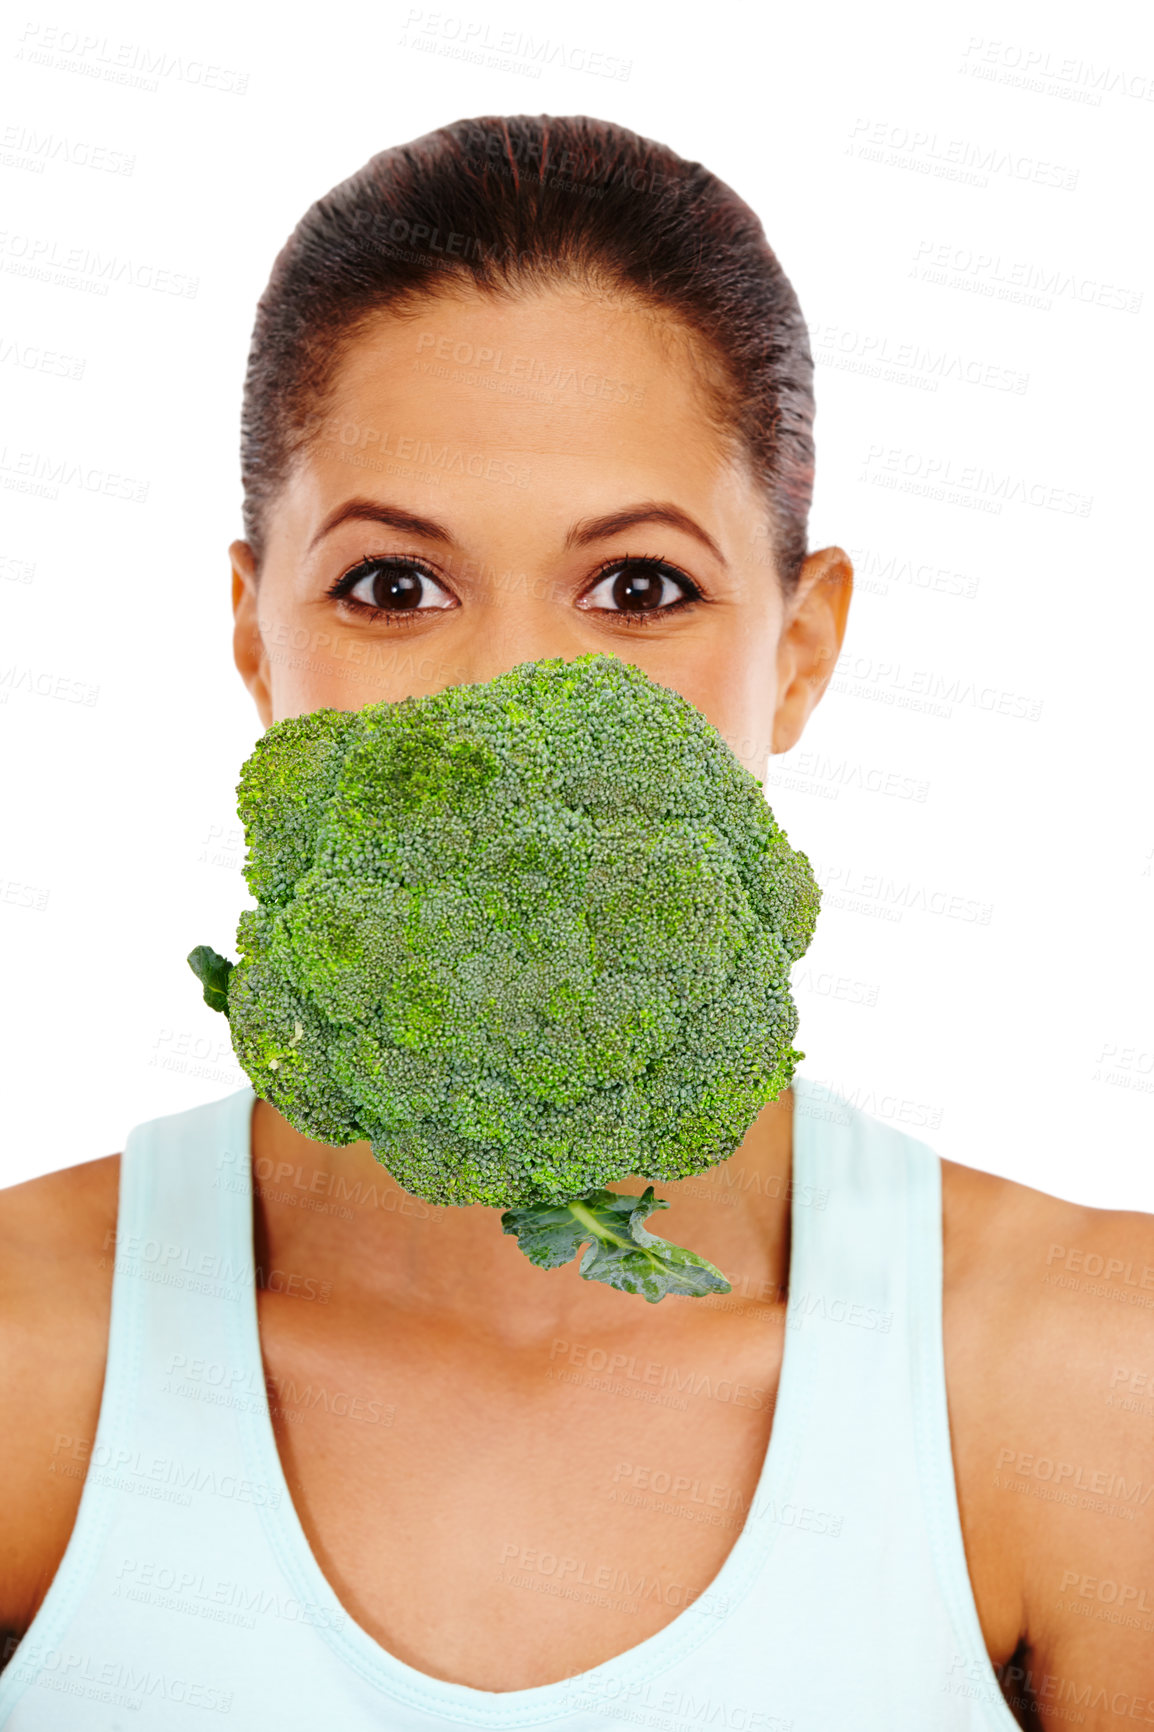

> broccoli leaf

[
  {"left": 501, "top": 1186, "right": 731, "bottom": 1303},
  {"left": 188, "top": 944, "right": 234, "bottom": 1015}
]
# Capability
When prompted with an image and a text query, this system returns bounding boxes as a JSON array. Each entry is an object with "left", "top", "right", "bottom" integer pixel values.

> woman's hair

[{"left": 240, "top": 114, "right": 815, "bottom": 597}]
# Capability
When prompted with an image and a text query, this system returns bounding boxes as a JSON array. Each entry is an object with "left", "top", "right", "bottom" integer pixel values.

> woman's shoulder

[
  {"left": 0, "top": 1152, "right": 121, "bottom": 1331},
  {"left": 0, "top": 1148, "right": 120, "bottom": 1237},
  {"left": 940, "top": 1154, "right": 1154, "bottom": 1683},
  {"left": 940, "top": 1152, "right": 1154, "bottom": 1337},
  {"left": 0, "top": 1152, "right": 120, "bottom": 1634},
  {"left": 940, "top": 1152, "right": 1154, "bottom": 1438}
]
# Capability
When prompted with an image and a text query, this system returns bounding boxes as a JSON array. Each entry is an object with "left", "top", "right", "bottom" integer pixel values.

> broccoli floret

[{"left": 188, "top": 653, "right": 821, "bottom": 1300}]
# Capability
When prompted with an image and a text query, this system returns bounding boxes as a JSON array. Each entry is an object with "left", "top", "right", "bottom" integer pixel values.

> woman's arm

[
  {"left": 945, "top": 1159, "right": 1154, "bottom": 1727},
  {"left": 0, "top": 1156, "right": 118, "bottom": 1640}
]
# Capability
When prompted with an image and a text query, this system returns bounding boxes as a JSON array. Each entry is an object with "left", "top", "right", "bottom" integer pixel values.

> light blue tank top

[{"left": 0, "top": 1075, "right": 1020, "bottom": 1729}]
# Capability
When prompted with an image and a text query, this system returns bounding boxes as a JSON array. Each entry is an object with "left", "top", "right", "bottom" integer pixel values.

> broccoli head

[{"left": 189, "top": 653, "right": 820, "bottom": 1300}]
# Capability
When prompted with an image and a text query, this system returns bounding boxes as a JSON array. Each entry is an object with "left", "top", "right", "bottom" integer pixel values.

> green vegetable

[
  {"left": 502, "top": 1188, "right": 732, "bottom": 1301},
  {"left": 188, "top": 652, "right": 820, "bottom": 1300},
  {"left": 188, "top": 944, "right": 233, "bottom": 1014}
]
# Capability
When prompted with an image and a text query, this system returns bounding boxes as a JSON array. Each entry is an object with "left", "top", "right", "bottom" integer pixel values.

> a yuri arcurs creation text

[{"left": 189, "top": 653, "right": 820, "bottom": 1301}]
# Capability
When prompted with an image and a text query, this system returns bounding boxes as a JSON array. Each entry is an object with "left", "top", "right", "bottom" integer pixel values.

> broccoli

[{"left": 188, "top": 653, "right": 820, "bottom": 1301}]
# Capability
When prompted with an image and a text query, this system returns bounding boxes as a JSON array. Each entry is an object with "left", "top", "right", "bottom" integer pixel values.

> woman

[{"left": 1, "top": 115, "right": 1150, "bottom": 1731}]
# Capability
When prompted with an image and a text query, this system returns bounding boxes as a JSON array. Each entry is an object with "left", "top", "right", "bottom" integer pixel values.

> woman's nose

[{"left": 438, "top": 612, "right": 593, "bottom": 692}]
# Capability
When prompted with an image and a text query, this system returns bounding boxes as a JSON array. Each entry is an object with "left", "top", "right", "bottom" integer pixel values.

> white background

[{"left": 1, "top": 0, "right": 1151, "bottom": 1206}]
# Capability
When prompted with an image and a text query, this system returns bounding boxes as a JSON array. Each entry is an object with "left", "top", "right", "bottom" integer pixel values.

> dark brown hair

[{"left": 240, "top": 114, "right": 815, "bottom": 595}]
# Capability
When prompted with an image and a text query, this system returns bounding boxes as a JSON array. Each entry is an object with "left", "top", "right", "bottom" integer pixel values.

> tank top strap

[
  {"left": 75, "top": 1086, "right": 267, "bottom": 1540},
  {"left": 0, "top": 1087, "right": 277, "bottom": 1728},
  {"left": 787, "top": 1073, "right": 1005, "bottom": 1717},
  {"left": 787, "top": 1074, "right": 931, "bottom": 1345},
  {"left": 785, "top": 1072, "right": 943, "bottom": 1493}
]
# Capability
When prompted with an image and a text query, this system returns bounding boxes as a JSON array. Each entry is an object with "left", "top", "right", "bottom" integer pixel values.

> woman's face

[{"left": 231, "top": 283, "right": 851, "bottom": 778}]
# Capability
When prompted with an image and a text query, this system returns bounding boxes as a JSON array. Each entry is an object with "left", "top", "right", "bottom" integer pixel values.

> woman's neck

[{"left": 249, "top": 1089, "right": 794, "bottom": 1341}]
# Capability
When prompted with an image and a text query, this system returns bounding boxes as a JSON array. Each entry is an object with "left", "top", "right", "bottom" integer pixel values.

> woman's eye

[
  {"left": 331, "top": 558, "right": 455, "bottom": 614},
  {"left": 580, "top": 560, "right": 696, "bottom": 615}
]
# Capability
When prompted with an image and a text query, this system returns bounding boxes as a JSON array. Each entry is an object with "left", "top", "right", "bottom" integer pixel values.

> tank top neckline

[
  {"left": 0, "top": 1075, "right": 1025, "bottom": 1730},
  {"left": 220, "top": 1078, "right": 822, "bottom": 1724}
]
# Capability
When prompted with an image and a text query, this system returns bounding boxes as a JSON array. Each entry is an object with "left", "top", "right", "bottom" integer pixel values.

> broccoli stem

[{"left": 567, "top": 1197, "right": 653, "bottom": 1256}]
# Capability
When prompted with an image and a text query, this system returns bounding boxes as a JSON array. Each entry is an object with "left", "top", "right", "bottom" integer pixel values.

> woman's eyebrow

[
  {"left": 308, "top": 498, "right": 456, "bottom": 553},
  {"left": 565, "top": 503, "right": 726, "bottom": 565},
  {"left": 307, "top": 497, "right": 727, "bottom": 565}
]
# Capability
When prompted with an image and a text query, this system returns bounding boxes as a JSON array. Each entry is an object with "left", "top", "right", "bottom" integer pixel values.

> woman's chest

[{"left": 256, "top": 1294, "right": 786, "bottom": 1692}]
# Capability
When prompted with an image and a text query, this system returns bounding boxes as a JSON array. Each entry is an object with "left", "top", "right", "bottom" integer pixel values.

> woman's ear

[
  {"left": 230, "top": 539, "right": 273, "bottom": 730},
  {"left": 770, "top": 547, "right": 853, "bottom": 755}
]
